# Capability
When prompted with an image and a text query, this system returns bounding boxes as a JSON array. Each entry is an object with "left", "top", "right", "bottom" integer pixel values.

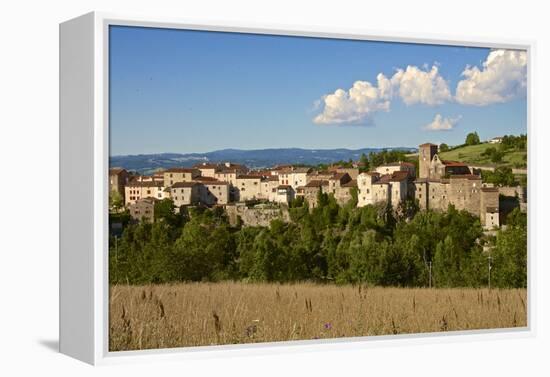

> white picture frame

[{"left": 59, "top": 11, "right": 535, "bottom": 365}]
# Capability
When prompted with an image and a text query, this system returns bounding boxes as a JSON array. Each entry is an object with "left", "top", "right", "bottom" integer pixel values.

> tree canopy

[{"left": 110, "top": 198, "right": 526, "bottom": 288}]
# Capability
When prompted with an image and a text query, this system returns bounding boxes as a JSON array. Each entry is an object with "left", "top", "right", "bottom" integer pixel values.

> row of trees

[
  {"left": 358, "top": 149, "right": 415, "bottom": 172},
  {"left": 109, "top": 195, "right": 527, "bottom": 288}
]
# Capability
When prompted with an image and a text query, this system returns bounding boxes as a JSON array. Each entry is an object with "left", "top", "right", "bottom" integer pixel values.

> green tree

[
  {"left": 348, "top": 230, "right": 385, "bottom": 285},
  {"left": 109, "top": 190, "right": 124, "bottom": 212},
  {"left": 439, "top": 143, "right": 449, "bottom": 152},
  {"left": 465, "top": 132, "right": 481, "bottom": 146},
  {"left": 491, "top": 209, "right": 527, "bottom": 288}
]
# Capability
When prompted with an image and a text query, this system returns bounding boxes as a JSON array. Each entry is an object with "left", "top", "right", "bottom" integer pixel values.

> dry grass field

[{"left": 109, "top": 282, "right": 527, "bottom": 351}]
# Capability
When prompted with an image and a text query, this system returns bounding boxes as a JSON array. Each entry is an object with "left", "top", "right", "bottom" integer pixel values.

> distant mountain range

[{"left": 110, "top": 147, "right": 417, "bottom": 175}]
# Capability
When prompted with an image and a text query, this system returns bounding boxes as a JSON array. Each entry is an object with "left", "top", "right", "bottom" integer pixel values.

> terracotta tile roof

[
  {"left": 375, "top": 175, "right": 392, "bottom": 184},
  {"left": 171, "top": 182, "right": 200, "bottom": 188},
  {"left": 249, "top": 169, "right": 273, "bottom": 176},
  {"left": 164, "top": 167, "right": 199, "bottom": 173},
  {"left": 127, "top": 180, "right": 164, "bottom": 188},
  {"left": 305, "top": 180, "right": 328, "bottom": 188},
  {"left": 442, "top": 160, "right": 468, "bottom": 167},
  {"left": 376, "top": 171, "right": 409, "bottom": 184},
  {"left": 342, "top": 179, "right": 357, "bottom": 188},
  {"left": 194, "top": 176, "right": 218, "bottom": 182},
  {"left": 330, "top": 172, "right": 351, "bottom": 181},
  {"left": 237, "top": 174, "right": 263, "bottom": 180},
  {"left": 389, "top": 171, "right": 410, "bottom": 182},
  {"left": 109, "top": 167, "right": 127, "bottom": 175},
  {"left": 202, "top": 181, "right": 229, "bottom": 186}
]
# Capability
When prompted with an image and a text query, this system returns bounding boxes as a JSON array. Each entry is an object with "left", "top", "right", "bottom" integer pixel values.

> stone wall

[
  {"left": 499, "top": 186, "right": 527, "bottom": 202},
  {"left": 447, "top": 176, "right": 482, "bottom": 216},
  {"left": 418, "top": 177, "right": 483, "bottom": 217},
  {"left": 226, "top": 204, "right": 290, "bottom": 227}
]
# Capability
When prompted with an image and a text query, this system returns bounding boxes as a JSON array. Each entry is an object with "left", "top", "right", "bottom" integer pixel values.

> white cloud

[
  {"left": 455, "top": 49, "right": 527, "bottom": 106},
  {"left": 391, "top": 65, "right": 452, "bottom": 106},
  {"left": 313, "top": 65, "right": 451, "bottom": 125},
  {"left": 313, "top": 75, "right": 392, "bottom": 125},
  {"left": 423, "top": 114, "right": 462, "bottom": 131}
]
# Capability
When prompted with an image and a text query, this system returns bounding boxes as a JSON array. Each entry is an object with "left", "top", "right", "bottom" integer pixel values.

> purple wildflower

[{"left": 324, "top": 322, "right": 332, "bottom": 330}]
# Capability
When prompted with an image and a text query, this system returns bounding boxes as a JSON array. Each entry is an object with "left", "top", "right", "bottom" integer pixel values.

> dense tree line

[
  {"left": 109, "top": 196, "right": 527, "bottom": 288},
  {"left": 480, "top": 166, "right": 520, "bottom": 187}
]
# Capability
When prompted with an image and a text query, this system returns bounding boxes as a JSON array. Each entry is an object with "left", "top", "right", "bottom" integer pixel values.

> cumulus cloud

[
  {"left": 423, "top": 114, "right": 462, "bottom": 131},
  {"left": 455, "top": 49, "right": 527, "bottom": 106},
  {"left": 313, "top": 65, "right": 450, "bottom": 125},
  {"left": 391, "top": 65, "right": 452, "bottom": 106},
  {"left": 312, "top": 49, "right": 527, "bottom": 125},
  {"left": 313, "top": 74, "right": 392, "bottom": 125}
]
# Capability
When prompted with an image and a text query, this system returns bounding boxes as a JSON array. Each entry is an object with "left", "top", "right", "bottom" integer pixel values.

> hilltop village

[{"left": 110, "top": 142, "right": 526, "bottom": 230}]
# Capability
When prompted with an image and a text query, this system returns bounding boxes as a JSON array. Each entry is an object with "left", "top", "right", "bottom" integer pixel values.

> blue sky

[{"left": 109, "top": 26, "right": 527, "bottom": 156}]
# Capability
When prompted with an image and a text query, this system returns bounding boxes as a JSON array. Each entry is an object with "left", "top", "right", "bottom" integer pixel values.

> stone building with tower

[{"left": 414, "top": 142, "right": 499, "bottom": 229}]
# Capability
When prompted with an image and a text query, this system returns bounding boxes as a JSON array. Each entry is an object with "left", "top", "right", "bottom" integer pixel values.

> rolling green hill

[{"left": 438, "top": 143, "right": 527, "bottom": 168}]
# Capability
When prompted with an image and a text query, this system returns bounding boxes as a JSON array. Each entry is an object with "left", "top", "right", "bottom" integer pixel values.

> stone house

[
  {"left": 194, "top": 162, "right": 248, "bottom": 179},
  {"left": 357, "top": 170, "right": 410, "bottom": 208},
  {"left": 375, "top": 162, "right": 416, "bottom": 178},
  {"left": 129, "top": 197, "right": 157, "bottom": 223},
  {"left": 357, "top": 172, "right": 382, "bottom": 207},
  {"left": 194, "top": 162, "right": 219, "bottom": 178},
  {"left": 481, "top": 187, "right": 500, "bottom": 229},
  {"left": 274, "top": 185, "right": 293, "bottom": 204},
  {"left": 109, "top": 167, "right": 129, "bottom": 199},
  {"left": 328, "top": 166, "right": 360, "bottom": 180},
  {"left": 168, "top": 181, "right": 201, "bottom": 207},
  {"left": 334, "top": 179, "right": 357, "bottom": 206},
  {"left": 277, "top": 167, "right": 312, "bottom": 190},
  {"left": 163, "top": 168, "right": 200, "bottom": 187},
  {"left": 199, "top": 181, "right": 230, "bottom": 205},
  {"left": 235, "top": 175, "right": 263, "bottom": 201},
  {"left": 326, "top": 173, "right": 352, "bottom": 195},
  {"left": 300, "top": 180, "right": 328, "bottom": 208},
  {"left": 379, "top": 171, "right": 410, "bottom": 208},
  {"left": 260, "top": 176, "right": 280, "bottom": 202},
  {"left": 124, "top": 179, "right": 168, "bottom": 206}
]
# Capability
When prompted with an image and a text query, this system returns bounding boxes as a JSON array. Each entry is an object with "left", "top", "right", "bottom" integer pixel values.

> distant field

[
  {"left": 109, "top": 282, "right": 527, "bottom": 351},
  {"left": 438, "top": 143, "right": 527, "bottom": 168}
]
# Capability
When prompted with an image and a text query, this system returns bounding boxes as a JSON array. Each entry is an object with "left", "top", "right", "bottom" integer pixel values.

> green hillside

[{"left": 438, "top": 142, "right": 527, "bottom": 168}]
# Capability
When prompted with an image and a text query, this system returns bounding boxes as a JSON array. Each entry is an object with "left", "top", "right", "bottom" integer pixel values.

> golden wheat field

[{"left": 109, "top": 282, "right": 527, "bottom": 351}]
